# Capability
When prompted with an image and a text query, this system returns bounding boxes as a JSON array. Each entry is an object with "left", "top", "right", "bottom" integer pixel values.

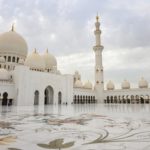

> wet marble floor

[{"left": 0, "top": 104, "right": 150, "bottom": 150}]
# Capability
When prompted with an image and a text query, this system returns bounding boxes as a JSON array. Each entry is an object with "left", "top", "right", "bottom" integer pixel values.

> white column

[{"left": 93, "top": 15, "right": 104, "bottom": 103}]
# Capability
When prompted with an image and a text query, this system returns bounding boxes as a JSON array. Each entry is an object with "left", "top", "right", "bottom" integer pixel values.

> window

[
  {"left": 8, "top": 56, "right": 11, "bottom": 62},
  {"left": 12, "top": 57, "right": 15, "bottom": 62},
  {"left": 17, "top": 57, "right": 19, "bottom": 63}
]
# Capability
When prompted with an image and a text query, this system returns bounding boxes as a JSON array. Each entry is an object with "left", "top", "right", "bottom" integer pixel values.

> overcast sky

[{"left": 0, "top": 0, "right": 150, "bottom": 89}]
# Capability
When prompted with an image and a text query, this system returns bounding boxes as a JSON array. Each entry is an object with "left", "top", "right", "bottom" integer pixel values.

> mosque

[{"left": 0, "top": 16, "right": 149, "bottom": 106}]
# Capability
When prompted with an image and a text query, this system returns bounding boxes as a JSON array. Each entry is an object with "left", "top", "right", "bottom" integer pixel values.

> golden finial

[
  {"left": 34, "top": 48, "right": 37, "bottom": 53},
  {"left": 46, "top": 48, "right": 48, "bottom": 53},
  {"left": 96, "top": 12, "right": 99, "bottom": 22},
  {"left": 11, "top": 23, "right": 15, "bottom": 31}
]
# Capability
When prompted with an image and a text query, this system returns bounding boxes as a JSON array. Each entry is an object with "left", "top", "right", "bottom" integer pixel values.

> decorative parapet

[{"left": 0, "top": 79, "right": 13, "bottom": 84}]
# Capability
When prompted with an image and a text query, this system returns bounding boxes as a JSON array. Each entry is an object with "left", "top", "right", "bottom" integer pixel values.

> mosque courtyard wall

[
  {"left": 12, "top": 65, "right": 73, "bottom": 106},
  {"left": 104, "top": 88, "right": 150, "bottom": 104}
]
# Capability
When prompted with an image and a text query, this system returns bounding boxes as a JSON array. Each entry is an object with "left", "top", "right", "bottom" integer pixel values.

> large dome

[
  {"left": 0, "top": 27, "right": 28, "bottom": 57},
  {"left": 42, "top": 49, "right": 57, "bottom": 70},
  {"left": 25, "top": 49, "right": 45, "bottom": 71}
]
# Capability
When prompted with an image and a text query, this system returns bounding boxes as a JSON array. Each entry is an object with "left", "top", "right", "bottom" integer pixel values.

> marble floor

[{"left": 0, "top": 104, "right": 150, "bottom": 150}]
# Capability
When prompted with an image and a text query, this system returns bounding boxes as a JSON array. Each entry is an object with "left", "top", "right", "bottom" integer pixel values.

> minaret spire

[
  {"left": 93, "top": 14, "right": 104, "bottom": 103},
  {"left": 96, "top": 13, "right": 99, "bottom": 22},
  {"left": 46, "top": 48, "right": 49, "bottom": 53},
  {"left": 94, "top": 14, "right": 101, "bottom": 46},
  {"left": 11, "top": 23, "right": 15, "bottom": 31}
]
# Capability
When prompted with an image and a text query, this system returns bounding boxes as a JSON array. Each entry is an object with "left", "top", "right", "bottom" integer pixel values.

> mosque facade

[{"left": 0, "top": 16, "right": 149, "bottom": 106}]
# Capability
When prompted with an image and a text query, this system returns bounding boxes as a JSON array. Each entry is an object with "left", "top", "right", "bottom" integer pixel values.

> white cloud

[{"left": 57, "top": 52, "right": 94, "bottom": 83}]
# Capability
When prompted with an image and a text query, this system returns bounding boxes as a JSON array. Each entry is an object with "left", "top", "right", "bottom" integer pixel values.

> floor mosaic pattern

[{"left": 0, "top": 104, "right": 150, "bottom": 150}]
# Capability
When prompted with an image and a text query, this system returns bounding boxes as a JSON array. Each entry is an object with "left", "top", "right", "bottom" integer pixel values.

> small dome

[
  {"left": 84, "top": 81, "right": 92, "bottom": 89},
  {"left": 74, "top": 80, "right": 83, "bottom": 88},
  {"left": 106, "top": 80, "right": 115, "bottom": 90},
  {"left": 18, "top": 58, "right": 24, "bottom": 65},
  {"left": 0, "top": 28, "right": 28, "bottom": 57},
  {"left": 0, "top": 56, "right": 5, "bottom": 63},
  {"left": 74, "top": 71, "right": 81, "bottom": 81},
  {"left": 121, "top": 80, "right": 130, "bottom": 89},
  {"left": 0, "top": 68, "right": 10, "bottom": 80},
  {"left": 42, "top": 49, "right": 57, "bottom": 70},
  {"left": 25, "top": 49, "right": 45, "bottom": 70},
  {"left": 138, "top": 77, "right": 148, "bottom": 88}
]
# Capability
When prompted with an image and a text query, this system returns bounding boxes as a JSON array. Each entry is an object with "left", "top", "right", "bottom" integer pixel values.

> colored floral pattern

[{"left": 0, "top": 104, "right": 149, "bottom": 150}]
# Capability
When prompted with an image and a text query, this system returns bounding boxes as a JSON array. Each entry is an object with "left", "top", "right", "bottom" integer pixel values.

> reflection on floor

[{"left": 0, "top": 104, "right": 150, "bottom": 150}]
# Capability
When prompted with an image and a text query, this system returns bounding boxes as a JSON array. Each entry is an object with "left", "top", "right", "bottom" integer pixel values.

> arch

[
  {"left": 131, "top": 95, "right": 134, "bottom": 104},
  {"left": 114, "top": 96, "right": 117, "bottom": 103},
  {"left": 88, "top": 96, "right": 90, "bottom": 104},
  {"left": 44, "top": 86, "right": 54, "bottom": 105},
  {"left": 122, "top": 95, "right": 125, "bottom": 104},
  {"left": 140, "top": 95, "right": 144, "bottom": 104},
  {"left": 135, "top": 95, "right": 139, "bottom": 104},
  {"left": 106, "top": 96, "right": 109, "bottom": 103},
  {"left": 34, "top": 90, "right": 39, "bottom": 105},
  {"left": 83, "top": 96, "right": 85, "bottom": 104},
  {"left": 17, "top": 57, "right": 19, "bottom": 63},
  {"left": 126, "top": 95, "right": 130, "bottom": 104},
  {"left": 145, "top": 95, "right": 149, "bottom": 104},
  {"left": 86, "top": 96, "right": 88, "bottom": 104},
  {"left": 2, "top": 92, "right": 8, "bottom": 106},
  {"left": 58, "top": 91, "right": 62, "bottom": 104},
  {"left": 74, "top": 95, "right": 76, "bottom": 104}
]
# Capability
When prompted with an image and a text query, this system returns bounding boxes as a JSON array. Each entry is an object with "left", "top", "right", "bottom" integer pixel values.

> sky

[{"left": 0, "top": 0, "right": 150, "bottom": 89}]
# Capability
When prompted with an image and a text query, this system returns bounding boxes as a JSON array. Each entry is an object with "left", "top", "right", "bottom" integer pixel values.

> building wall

[
  {"left": 1, "top": 65, "right": 150, "bottom": 106},
  {"left": 73, "top": 88, "right": 96, "bottom": 104},
  {"left": 13, "top": 65, "right": 73, "bottom": 106},
  {"left": 104, "top": 88, "right": 150, "bottom": 103}
]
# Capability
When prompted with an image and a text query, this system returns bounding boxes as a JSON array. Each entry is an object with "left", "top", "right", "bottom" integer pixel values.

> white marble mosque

[
  {"left": 0, "top": 15, "right": 150, "bottom": 150},
  {"left": 0, "top": 15, "right": 150, "bottom": 106}
]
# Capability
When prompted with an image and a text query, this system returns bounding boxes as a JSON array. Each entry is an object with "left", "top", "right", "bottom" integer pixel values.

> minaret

[{"left": 93, "top": 15, "right": 104, "bottom": 103}]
